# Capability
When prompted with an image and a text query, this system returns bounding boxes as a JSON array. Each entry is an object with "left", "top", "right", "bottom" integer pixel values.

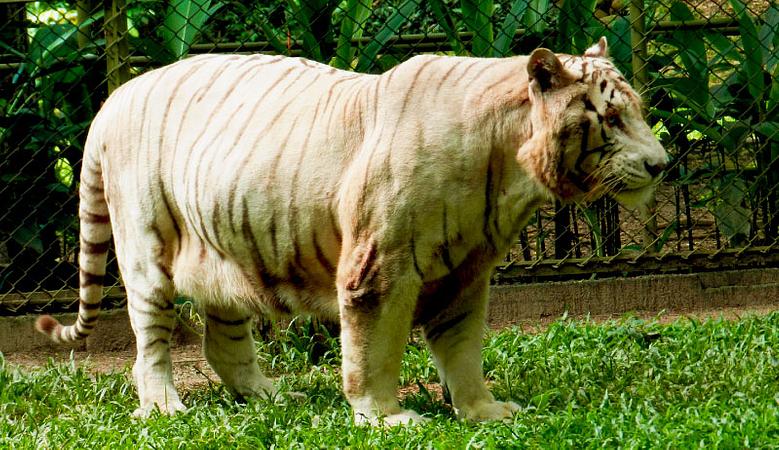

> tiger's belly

[{"left": 171, "top": 230, "right": 341, "bottom": 320}]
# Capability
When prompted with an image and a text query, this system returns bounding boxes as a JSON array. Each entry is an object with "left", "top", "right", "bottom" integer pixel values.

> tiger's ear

[
  {"left": 527, "top": 48, "right": 566, "bottom": 92},
  {"left": 584, "top": 36, "right": 609, "bottom": 58}
]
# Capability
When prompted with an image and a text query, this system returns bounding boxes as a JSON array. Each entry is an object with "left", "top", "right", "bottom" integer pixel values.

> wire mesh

[{"left": 0, "top": 0, "right": 777, "bottom": 313}]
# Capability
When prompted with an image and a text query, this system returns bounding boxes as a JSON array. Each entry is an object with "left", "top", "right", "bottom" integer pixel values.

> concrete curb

[
  {"left": 2, "top": 268, "right": 778, "bottom": 354},
  {"left": 488, "top": 267, "right": 779, "bottom": 326}
]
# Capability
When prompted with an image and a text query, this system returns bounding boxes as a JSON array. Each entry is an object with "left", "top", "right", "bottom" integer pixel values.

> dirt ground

[{"left": 4, "top": 304, "right": 778, "bottom": 397}]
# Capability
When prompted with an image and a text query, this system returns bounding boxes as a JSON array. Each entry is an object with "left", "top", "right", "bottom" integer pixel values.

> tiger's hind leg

[
  {"left": 123, "top": 263, "right": 185, "bottom": 417},
  {"left": 203, "top": 306, "right": 276, "bottom": 400}
]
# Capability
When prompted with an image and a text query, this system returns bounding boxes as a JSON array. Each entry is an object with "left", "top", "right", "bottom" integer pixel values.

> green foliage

[
  {"left": 331, "top": 0, "right": 372, "bottom": 68},
  {"left": 0, "top": 10, "right": 105, "bottom": 291},
  {"left": 493, "top": 0, "right": 530, "bottom": 57},
  {"left": 162, "top": 0, "right": 224, "bottom": 60},
  {"left": 354, "top": 0, "right": 421, "bottom": 72},
  {"left": 555, "top": 0, "right": 597, "bottom": 53},
  {"left": 461, "top": 0, "right": 494, "bottom": 56},
  {"left": 646, "top": 0, "right": 779, "bottom": 247},
  {"left": 3, "top": 315, "right": 779, "bottom": 446}
]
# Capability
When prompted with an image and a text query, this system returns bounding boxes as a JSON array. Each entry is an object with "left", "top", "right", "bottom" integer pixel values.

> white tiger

[{"left": 36, "top": 37, "right": 666, "bottom": 425}]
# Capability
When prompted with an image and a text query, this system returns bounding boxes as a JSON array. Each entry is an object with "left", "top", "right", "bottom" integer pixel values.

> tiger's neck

[{"left": 471, "top": 67, "right": 552, "bottom": 252}]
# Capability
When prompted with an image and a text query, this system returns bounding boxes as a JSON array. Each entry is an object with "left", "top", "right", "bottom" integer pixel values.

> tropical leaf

[
  {"left": 578, "top": 206, "right": 603, "bottom": 257},
  {"left": 759, "top": 3, "right": 779, "bottom": 71},
  {"left": 557, "top": 0, "right": 596, "bottom": 53},
  {"left": 524, "top": 0, "right": 549, "bottom": 34},
  {"left": 286, "top": 0, "right": 327, "bottom": 61},
  {"left": 162, "top": 0, "right": 224, "bottom": 60},
  {"left": 11, "top": 225, "right": 43, "bottom": 254},
  {"left": 655, "top": 219, "right": 679, "bottom": 252},
  {"left": 729, "top": 0, "right": 765, "bottom": 102},
  {"left": 755, "top": 122, "right": 779, "bottom": 142},
  {"left": 461, "top": 0, "right": 494, "bottom": 56},
  {"left": 429, "top": 0, "right": 465, "bottom": 55},
  {"left": 493, "top": 0, "right": 530, "bottom": 57},
  {"left": 332, "top": 0, "right": 372, "bottom": 69},
  {"left": 355, "top": 0, "right": 420, "bottom": 73},
  {"left": 587, "top": 16, "right": 631, "bottom": 75}
]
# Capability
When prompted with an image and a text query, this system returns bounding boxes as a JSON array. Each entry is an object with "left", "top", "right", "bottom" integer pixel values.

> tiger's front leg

[
  {"left": 423, "top": 275, "right": 520, "bottom": 421},
  {"left": 337, "top": 240, "right": 427, "bottom": 426}
]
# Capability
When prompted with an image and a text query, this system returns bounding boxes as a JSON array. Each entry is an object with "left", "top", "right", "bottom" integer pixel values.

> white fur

[{"left": 42, "top": 42, "right": 666, "bottom": 425}]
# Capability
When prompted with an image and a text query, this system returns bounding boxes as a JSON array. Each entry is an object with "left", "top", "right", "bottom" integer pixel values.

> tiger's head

[{"left": 519, "top": 37, "right": 667, "bottom": 207}]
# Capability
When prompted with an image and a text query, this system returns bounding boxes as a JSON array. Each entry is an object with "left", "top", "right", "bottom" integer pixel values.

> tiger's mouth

[{"left": 611, "top": 184, "right": 656, "bottom": 208}]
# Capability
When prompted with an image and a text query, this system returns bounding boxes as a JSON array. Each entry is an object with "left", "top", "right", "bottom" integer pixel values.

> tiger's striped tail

[{"left": 36, "top": 137, "right": 111, "bottom": 344}]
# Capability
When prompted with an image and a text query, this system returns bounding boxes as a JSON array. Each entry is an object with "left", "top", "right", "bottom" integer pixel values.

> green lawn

[{"left": 2, "top": 313, "right": 779, "bottom": 448}]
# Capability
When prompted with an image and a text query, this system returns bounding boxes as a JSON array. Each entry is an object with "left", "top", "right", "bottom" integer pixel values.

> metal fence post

[{"left": 104, "top": 0, "right": 130, "bottom": 94}]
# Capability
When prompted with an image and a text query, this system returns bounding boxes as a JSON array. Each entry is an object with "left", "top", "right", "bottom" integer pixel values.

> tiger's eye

[{"left": 605, "top": 110, "right": 621, "bottom": 127}]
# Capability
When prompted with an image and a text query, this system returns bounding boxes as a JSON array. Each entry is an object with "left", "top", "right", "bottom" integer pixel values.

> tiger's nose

[{"left": 644, "top": 160, "right": 666, "bottom": 178}]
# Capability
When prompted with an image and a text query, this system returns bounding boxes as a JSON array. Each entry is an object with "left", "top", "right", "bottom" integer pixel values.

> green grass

[{"left": 3, "top": 313, "right": 779, "bottom": 448}]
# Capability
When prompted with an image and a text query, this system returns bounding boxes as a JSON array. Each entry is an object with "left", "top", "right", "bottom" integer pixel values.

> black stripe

[
  {"left": 145, "top": 295, "right": 174, "bottom": 311},
  {"left": 81, "top": 211, "right": 110, "bottom": 223},
  {"left": 425, "top": 312, "right": 470, "bottom": 342},
  {"left": 212, "top": 202, "right": 224, "bottom": 255},
  {"left": 451, "top": 60, "right": 483, "bottom": 86},
  {"left": 227, "top": 183, "right": 240, "bottom": 233},
  {"left": 159, "top": 181, "right": 182, "bottom": 257},
  {"left": 476, "top": 71, "right": 517, "bottom": 105},
  {"left": 79, "top": 312, "right": 99, "bottom": 323},
  {"left": 435, "top": 60, "right": 461, "bottom": 91},
  {"left": 441, "top": 205, "right": 454, "bottom": 272},
  {"left": 80, "top": 237, "right": 111, "bottom": 254},
  {"left": 583, "top": 96, "right": 597, "bottom": 112},
  {"left": 156, "top": 64, "right": 200, "bottom": 260},
  {"left": 345, "top": 241, "right": 377, "bottom": 291},
  {"left": 483, "top": 159, "right": 496, "bottom": 250},
  {"left": 409, "top": 224, "right": 423, "bottom": 280},
  {"left": 144, "top": 337, "right": 169, "bottom": 351},
  {"left": 125, "top": 286, "right": 174, "bottom": 311},
  {"left": 145, "top": 324, "right": 174, "bottom": 334},
  {"left": 128, "top": 302, "right": 175, "bottom": 317},
  {"left": 313, "top": 231, "right": 335, "bottom": 274},
  {"left": 226, "top": 334, "right": 248, "bottom": 341},
  {"left": 80, "top": 270, "right": 104, "bottom": 287},
  {"left": 75, "top": 328, "right": 91, "bottom": 338},
  {"left": 399, "top": 58, "right": 436, "bottom": 118},
  {"left": 182, "top": 60, "right": 267, "bottom": 225},
  {"left": 81, "top": 179, "right": 104, "bottom": 193},
  {"left": 80, "top": 301, "right": 101, "bottom": 310},
  {"left": 242, "top": 198, "right": 280, "bottom": 288},
  {"left": 580, "top": 61, "right": 589, "bottom": 81},
  {"left": 269, "top": 211, "right": 279, "bottom": 263},
  {"left": 206, "top": 313, "right": 250, "bottom": 326}
]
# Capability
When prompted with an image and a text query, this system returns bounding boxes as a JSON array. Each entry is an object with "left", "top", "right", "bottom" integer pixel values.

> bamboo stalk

[
  {"left": 76, "top": 0, "right": 95, "bottom": 50},
  {"left": 104, "top": 0, "right": 130, "bottom": 93}
]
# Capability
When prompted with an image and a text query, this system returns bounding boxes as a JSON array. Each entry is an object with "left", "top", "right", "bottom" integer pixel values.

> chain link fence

[{"left": 0, "top": 0, "right": 777, "bottom": 314}]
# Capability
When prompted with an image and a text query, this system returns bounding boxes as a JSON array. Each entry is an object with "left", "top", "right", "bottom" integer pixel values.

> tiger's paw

[
  {"left": 456, "top": 400, "right": 520, "bottom": 422},
  {"left": 132, "top": 400, "right": 187, "bottom": 418},
  {"left": 354, "top": 409, "right": 429, "bottom": 427}
]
